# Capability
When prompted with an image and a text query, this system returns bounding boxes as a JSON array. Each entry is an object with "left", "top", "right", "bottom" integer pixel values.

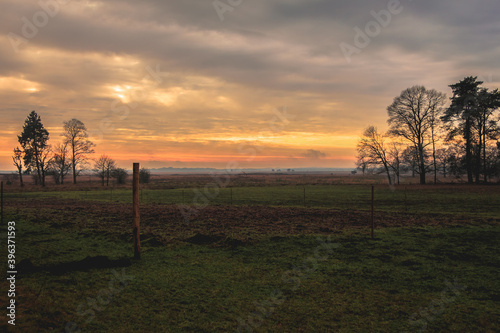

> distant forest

[{"left": 356, "top": 76, "right": 500, "bottom": 185}]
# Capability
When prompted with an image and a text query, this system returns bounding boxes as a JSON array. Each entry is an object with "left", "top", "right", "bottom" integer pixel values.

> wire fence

[{"left": 2, "top": 182, "right": 498, "bottom": 218}]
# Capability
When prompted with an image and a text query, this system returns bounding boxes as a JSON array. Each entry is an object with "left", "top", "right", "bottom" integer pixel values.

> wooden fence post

[
  {"left": 371, "top": 185, "right": 375, "bottom": 239},
  {"left": 1, "top": 181, "right": 3, "bottom": 225},
  {"left": 133, "top": 163, "right": 141, "bottom": 259}
]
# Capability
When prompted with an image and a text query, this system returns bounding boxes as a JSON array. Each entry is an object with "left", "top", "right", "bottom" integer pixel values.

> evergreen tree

[{"left": 18, "top": 111, "right": 50, "bottom": 186}]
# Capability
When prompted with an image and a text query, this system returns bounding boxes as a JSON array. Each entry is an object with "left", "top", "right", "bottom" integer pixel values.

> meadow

[{"left": 0, "top": 173, "right": 499, "bottom": 332}]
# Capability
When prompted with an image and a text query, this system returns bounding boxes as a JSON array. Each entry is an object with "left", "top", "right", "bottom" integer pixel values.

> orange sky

[{"left": 1, "top": 1, "right": 498, "bottom": 171}]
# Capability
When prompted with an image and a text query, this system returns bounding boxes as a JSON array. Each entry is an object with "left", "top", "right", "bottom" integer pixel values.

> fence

[{"left": 1, "top": 182, "right": 497, "bottom": 219}]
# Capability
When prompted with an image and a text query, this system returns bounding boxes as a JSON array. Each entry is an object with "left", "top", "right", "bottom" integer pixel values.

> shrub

[
  {"left": 139, "top": 168, "right": 151, "bottom": 184},
  {"left": 112, "top": 168, "right": 128, "bottom": 184}
]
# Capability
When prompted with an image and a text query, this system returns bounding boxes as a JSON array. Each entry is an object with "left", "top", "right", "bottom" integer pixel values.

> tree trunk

[
  {"left": 475, "top": 127, "right": 482, "bottom": 183},
  {"left": 18, "top": 169, "right": 24, "bottom": 187},
  {"left": 384, "top": 163, "right": 392, "bottom": 185},
  {"left": 41, "top": 167, "right": 46, "bottom": 187},
  {"left": 483, "top": 130, "right": 487, "bottom": 183},
  {"left": 432, "top": 132, "right": 437, "bottom": 184},
  {"left": 418, "top": 144, "right": 426, "bottom": 185},
  {"left": 35, "top": 148, "right": 42, "bottom": 186},
  {"left": 72, "top": 142, "right": 77, "bottom": 184},
  {"left": 465, "top": 118, "right": 473, "bottom": 184}
]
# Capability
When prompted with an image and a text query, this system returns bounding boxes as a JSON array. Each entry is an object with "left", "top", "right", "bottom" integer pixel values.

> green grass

[
  {"left": 6, "top": 184, "right": 500, "bottom": 218},
  {"left": 1, "top": 217, "right": 499, "bottom": 332}
]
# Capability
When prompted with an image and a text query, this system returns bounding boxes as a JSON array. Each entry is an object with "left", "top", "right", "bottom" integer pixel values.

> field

[{"left": 1, "top": 173, "right": 499, "bottom": 332}]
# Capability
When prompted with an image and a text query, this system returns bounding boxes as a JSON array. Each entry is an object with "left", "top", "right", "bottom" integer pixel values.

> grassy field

[
  {"left": 6, "top": 182, "right": 500, "bottom": 217},
  {"left": 1, "top": 175, "right": 499, "bottom": 332}
]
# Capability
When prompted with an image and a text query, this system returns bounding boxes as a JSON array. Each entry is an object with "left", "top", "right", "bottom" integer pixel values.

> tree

[
  {"left": 93, "top": 155, "right": 116, "bottom": 186},
  {"left": 112, "top": 168, "right": 128, "bottom": 184},
  {"left": 428, "top": 97, "right": 446, "bottom": 184},
  {"left": 436, "top": 147, "right": 452, "bottom": 178},
  {"left": 357, "top": 126, "right": 392, "bottom": 185},
  {"left": 483, "top": 144, "right": 500, "bottom": 181},
  {"left": 39, "top": 147, "right": 53, "bottom": 185},
  {"left": 18, "top": 111, "right": 50, "bottom": 186},
  {"left": 442, "top": 76, "right": 483, "bottom": 184},
  {"left": 62, "top": 119, "right": 95, "bottom": 184},
  {"left": 139, "top": 168, "right": 151, "bottom": 184},
  {"left": 12, "top": 147, "right": 24, "bottom": 187},
  {"left": 401, "top": 146, "right": 419, "bottom": 178},
  {"left": 387, "top": 141, "right": 403, "bottom": 185},
  {"left": 50, "top": 142, "right": 72, "bottom": 184},
  {"left": 355, "top": 155, "right": 369, "bottom": 175},
  {"left": 475, "top": 88, "right": 500, "bottom": 183},
  {"left": 387, "top": 86, "right": 447, "bottom": 185}
]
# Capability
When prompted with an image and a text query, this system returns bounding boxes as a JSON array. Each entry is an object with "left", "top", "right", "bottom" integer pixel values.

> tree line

[
  {"left": 356, "top": 76, "right": 500, "bottom": 185},
  {"left": 11, "top": 110, "right": 151, "bottom": 186}
]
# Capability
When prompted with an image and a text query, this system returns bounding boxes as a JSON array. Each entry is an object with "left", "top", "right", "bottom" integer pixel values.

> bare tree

[
  {"left": 39, "top": 147, "right": 53, "bottom": 185},
  {"left": 63, "top": 119, "right": 95, "bottom": 184},
  {"left": 93, "top": 155, "right": 116, "bottom": 186},
  {"left": 428, "top": 96, "right": 446, "bottom": 184},
  {"left": 402, "top": 146, "right": 419, "bottom": 178},
  {"left": 357, "top": 126, "right": 392, "bottom": 185},
  {"left": 355, "top": 155, "right": 369, "bottom": 175},
  {"left": 12, "top": 147, "right": 24, "bottom": 187},
  {"left": 388, "top": 141, "right": 403, "bottom": 185},
  {"left": 436, "top": 146, "right": 455, "bottom": 179},
  {"left": 50, "top": 142, "right": 72, "bottom": 184},
  {"left": 387, "top": 86, "right": 447, "bottom": 184}
]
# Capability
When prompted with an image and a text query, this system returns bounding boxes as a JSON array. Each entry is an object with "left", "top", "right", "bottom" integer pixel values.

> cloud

[
  {"left": 302, "top": 149, "right": 327, "bottom": 159},
  {"left": 0, "top": 0, "right": 498, "bottom": 170}
]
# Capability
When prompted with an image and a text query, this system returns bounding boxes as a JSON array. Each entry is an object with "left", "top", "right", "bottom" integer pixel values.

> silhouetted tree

[
  {"left": 112, "top": 168, "right": 128, "bottom": 184},
  {"left": 62, "top": 119, "right": 95, "bottom": 184},
  {"left": 436, "top": 147, "right": 453, "bottom": 178},
  {"left": 474, "top": 88, "right": 500, "bottom": 182},
  {"left": 93, "top": 155, "right": 116, "bottom": 186},
  {"left": 483, "top": 144, "right": 500, "bottom": 181},
  {"left": 387, "top": 86, "right": 447, "bottom": 184},
  {"left": 429, "top": 97, "right": 446, "bottom": 183},
  {"left": 388, "top": 141, "right": 403, "bottom": 185},
  {"left": 18, "top": 111, "right": 50, "bottom": 186},
  {"left": 12, "top": 147, "right": 24, "bottom": 187},
  {"left": 50, "top": 142, "right": 72, "bottom": 184},
  {"left": 139, "top": 168, "right": 151, "bottom": 184},
  {"left": 355, "top": 155, "right": 369, "bottom": 175},
  {"left": 442, "top": 77, "right": 483, "bottom": 183},
  {"left": 357, "top": 126, "right": 392, "bottom": 185},
  {"left": 401, "top": 146, "right": 419, "bottom": 178}
]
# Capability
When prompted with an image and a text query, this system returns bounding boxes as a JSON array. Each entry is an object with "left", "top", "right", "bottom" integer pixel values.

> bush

[
  {"left": 139, "top": 168, "right": 151, "bottom": 184},
  {"left": 112, "top": 168, "right": 128, "bottom": 184}
]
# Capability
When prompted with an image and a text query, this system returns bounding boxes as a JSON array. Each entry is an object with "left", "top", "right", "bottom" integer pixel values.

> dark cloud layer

[{"left": 0, "top": 0, "right": 498, "bottom": 169}]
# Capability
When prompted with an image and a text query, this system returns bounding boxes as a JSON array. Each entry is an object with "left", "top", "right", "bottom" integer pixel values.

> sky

[{"left": 0, "top": 0, "right": 499, "bottom": 171}]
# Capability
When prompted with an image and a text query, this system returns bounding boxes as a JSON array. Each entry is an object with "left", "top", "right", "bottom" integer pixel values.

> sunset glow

[{"left": 1, "top": 1, "right": 498, "bottom": 170}]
